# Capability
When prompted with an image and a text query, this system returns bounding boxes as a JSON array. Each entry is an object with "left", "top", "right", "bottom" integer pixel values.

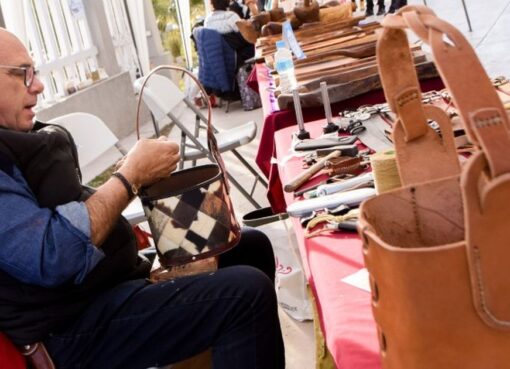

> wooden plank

[
  {"left": 275, "top": 59, "right": 439, "bottom": 110},
  {"left": 264, "top": 33, "right": 379, "bottom": 68},
  {"left": 294, "top": 52, "right": 426, "bottom": 83},
  {"left": 255, "top": 16, "right": 369, "bottom": 47},
  {"left": 258, "top": 23, "right": 380, "bottom": 57}
]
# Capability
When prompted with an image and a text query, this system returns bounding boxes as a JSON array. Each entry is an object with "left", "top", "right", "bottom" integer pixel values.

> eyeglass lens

[{"left": 24, "top": 67, "right": 35, "bottom": 88}]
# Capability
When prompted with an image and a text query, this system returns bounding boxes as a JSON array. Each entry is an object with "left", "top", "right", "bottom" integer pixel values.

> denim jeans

[{"left": 44, "top": 228, "right": 285, "bottom": 369}]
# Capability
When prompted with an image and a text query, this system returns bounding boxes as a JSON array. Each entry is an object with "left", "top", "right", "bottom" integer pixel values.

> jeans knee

[{"left": 225, "top": 265, "right": 277, "bottom": 306}]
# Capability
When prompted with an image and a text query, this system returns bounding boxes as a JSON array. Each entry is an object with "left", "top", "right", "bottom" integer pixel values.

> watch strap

[{"left": 112, "top": 171, "right": 138, "bottom": 198}]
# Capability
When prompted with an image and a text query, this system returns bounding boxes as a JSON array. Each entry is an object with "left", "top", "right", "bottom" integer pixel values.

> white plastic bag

[{"left": 243, "top": 208, "right": 313, "bottom": 321}]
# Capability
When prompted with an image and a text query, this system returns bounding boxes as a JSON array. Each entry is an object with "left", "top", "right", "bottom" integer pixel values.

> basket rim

[{"left": 139, "top": 163, "right": 221, "bottom": 202}]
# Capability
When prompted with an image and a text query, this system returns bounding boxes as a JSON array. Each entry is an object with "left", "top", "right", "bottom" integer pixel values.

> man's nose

[{"left": 29, "top": 75, "right": 45, "bottom": 94}]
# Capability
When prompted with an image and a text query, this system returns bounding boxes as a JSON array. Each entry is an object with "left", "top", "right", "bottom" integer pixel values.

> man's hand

[
  {"left": 116, "top": 137, "right": 180, "bottom": 187},
  {"left": 86, "top": 137, "right": 180, "bottom": 246}
]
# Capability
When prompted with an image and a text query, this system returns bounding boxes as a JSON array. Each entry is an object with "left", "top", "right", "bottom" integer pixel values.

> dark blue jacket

[{"left": 194, "top": 27, "right": 237, "bottom": 93}]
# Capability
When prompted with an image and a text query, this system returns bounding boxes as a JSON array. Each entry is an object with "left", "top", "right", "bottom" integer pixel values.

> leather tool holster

[
  {"left": 358, "top": 5, "right": 510, "bottom": 369},
  {"left": 20, "top": 343, "right": 56, "bottom": 369}
]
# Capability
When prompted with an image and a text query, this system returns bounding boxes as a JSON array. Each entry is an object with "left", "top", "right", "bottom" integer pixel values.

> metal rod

[
  {"left": 292, "top": 88, "right": 305, "bottom": 130},
  {"left": 460, "top": 0, "right": 473, "bottom": 32},
  {"left": 320, "top": 82, "right": 339, "bottom": 133},
  {"left": 292, "top": 88, "right": 310, "bottom": 139},
  {"left": 320, "top": 82, "right": 333, "bottom": 123},
  {"left": 422, "top": 0, "right": 472, "bottom": 32}
]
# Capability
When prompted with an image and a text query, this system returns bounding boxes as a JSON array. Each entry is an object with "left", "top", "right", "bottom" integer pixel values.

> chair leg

[
  {"left": 460, "top": 0, "right": 473, "bottom": 32},
  {"left": 166, "top": 111, "right": 263, "bottom": 208},
  {"left": 231, "top": 149, "right": 268, "bottom": 188},
  {"left": 150, "top": 112, "right": 160, "bottom": 137},
  {"left": 225, "top": 100, "right": 230, "bottom": 113},
  {"left": 179, "top": 132, "right": 186, "bottom": 170},
  {"left": 227, "top": 173, "right": 263, "bottom": 209}
]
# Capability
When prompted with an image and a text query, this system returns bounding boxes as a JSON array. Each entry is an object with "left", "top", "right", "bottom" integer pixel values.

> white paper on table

[{"left": 341, "top": 268, "right": 371, "bottom": 293}]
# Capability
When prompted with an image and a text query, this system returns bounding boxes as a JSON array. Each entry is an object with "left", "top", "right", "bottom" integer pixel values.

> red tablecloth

[
  {"left": 275, "top": 120, "right": 381, "bottom": 369},
  {"left": 252, "top": 63, "right": 444, "bottom": 212},
  {"left": 0, "top": 333, "right": 25, "bottom": 369}
]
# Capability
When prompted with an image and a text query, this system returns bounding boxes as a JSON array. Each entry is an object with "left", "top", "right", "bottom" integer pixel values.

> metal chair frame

[{"left": 134, "top": 74, "right": 267, "bottom": 209}]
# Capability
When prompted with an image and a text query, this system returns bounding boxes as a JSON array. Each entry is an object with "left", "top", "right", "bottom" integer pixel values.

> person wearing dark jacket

[{"left": 0, "top": 27, "right": 285, "bottom": 369}]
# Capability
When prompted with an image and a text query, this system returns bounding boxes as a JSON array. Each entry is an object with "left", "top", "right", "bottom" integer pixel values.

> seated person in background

[
  {"left": 0, "top": 27, "right": 284, "bottom": 369},
  {"left": 205, "top": 0, "right": 255, "bottom": 67}
]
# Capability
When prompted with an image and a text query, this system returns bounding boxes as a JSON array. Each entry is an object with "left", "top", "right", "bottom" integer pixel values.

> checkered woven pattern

[{"left": 144, "top": 176, "right": 240, "bottom": 266}]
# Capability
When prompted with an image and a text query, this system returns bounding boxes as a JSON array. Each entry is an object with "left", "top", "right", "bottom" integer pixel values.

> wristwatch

[{"left": 112, "top": 171, "right": 140, "bottom": 198}]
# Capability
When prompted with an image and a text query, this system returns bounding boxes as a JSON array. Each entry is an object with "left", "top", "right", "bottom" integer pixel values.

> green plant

[{"left": 152, "top": 0, "right": 205, "bottom": 68}]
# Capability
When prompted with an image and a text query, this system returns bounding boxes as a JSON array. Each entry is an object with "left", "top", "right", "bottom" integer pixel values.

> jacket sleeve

[{"left": 0, "top": 167, "right": 104, "bottom": 288}]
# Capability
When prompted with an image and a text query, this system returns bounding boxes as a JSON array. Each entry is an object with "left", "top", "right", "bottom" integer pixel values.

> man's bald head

[
  {"left": 0, "top": 27, "right": 44, "bottom": 131},
  {"left": 0, "top": 28, "right": 28, "bottom": 65}
]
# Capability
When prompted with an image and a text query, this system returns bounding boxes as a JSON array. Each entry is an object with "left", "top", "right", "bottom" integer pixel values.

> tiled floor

[{"left": 82, "top": 2, "right": 510, "bottom": 368}]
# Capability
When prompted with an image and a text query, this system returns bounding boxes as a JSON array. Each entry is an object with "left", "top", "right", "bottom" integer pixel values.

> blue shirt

[{"left": 0, "top": 162, "right": 104, "bottom": 288}]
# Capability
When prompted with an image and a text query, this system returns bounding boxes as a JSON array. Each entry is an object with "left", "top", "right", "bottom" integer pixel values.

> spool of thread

[{"left": 370, "top": 150, "right": 402, "bottom": 194}]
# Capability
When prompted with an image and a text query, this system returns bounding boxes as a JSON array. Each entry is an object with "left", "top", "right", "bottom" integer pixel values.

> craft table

[
  {"left": 275, "top": 119, "right": 381, "bottom": 369},
  {"left": 251, "top": 62, "right": 444, "bottom": 212}
]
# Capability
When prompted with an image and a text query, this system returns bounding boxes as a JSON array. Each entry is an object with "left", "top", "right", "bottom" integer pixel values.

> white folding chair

[
  {"left": 48, "top": 112, "right": 145, "bottom": 224},
  {"left": 133, "top": 74, "right": 268, "bottom": 209}
]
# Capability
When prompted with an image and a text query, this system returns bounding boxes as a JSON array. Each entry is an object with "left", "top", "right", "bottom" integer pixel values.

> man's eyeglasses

[{"left": 0, "top": 65, "right": 37, "bottom": 88}]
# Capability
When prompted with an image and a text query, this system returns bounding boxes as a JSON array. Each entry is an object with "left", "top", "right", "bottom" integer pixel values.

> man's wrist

[{"left": 111, "top": 171, "right": 140, "bottom": 198}]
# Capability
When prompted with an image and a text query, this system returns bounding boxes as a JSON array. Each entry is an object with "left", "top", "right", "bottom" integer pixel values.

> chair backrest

[
  {"left": 48, "top": 112, "right": 119, "bottom": 168},
  {"left": 48, "top": 112, "right": 146, "bottom": 224},
  {"left": 134, "top": 74, "right": 186, "bottom": 122},
  {"left": 193, "top": 27, "right": 237, "bottom": 93}
]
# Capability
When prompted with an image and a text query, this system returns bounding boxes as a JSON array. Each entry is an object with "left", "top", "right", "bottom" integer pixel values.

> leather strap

[
  {"left": 392, "top": 104, "right": 459, "bottom": 184},
  {"left": 377, "top": 5, "right": 460, "bottom": 186},
  {"left": 380, "top": 5, "right": 510, "bottom": 328},
  {"left": 19, "top": 343, "right": 56, "bottom": 369},
  {"left": 135, "top": 65, "right": 232, "bottom": 194}
]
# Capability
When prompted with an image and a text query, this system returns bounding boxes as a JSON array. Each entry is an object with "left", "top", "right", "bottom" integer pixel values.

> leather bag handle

[
  {"left": 376, "top": 5, "right": 460, "bottom": 186},
  {"left": 378, "top": 5, "right": 510, "bottom": 329},
  {"left": 135, "top": 65, "right": 231, "bottom": 193}
]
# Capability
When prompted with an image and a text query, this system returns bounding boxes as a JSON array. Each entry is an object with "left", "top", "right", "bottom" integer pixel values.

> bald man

[{"left": 0, "top": 28, "right": 284, "bottom": 369}]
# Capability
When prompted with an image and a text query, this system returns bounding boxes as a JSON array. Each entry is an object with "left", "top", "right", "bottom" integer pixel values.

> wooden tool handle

[{"left": 284, "top": 150, "right": 342, "bottom": 193}]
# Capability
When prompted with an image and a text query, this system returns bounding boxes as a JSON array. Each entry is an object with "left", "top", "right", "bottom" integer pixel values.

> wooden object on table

[
  {"left": 256, "top": 16, "right": 367, "bottom": 48},
  {"left": 257, "top": 21, "right": 379, "bottom": 59},
  {"left": 295, "top": 49, "right": 425, "bottom": 83},
  {"left": 241, "top": 1, "right": 352, "bottom": 44},
  {"left": 293, "top": 41, "right": 377, "bottom": 67},
  {"left": 276, "top": 58, "right": 439, "bottom": 110},
  {"left": 255, "top": 12, "right": 436, "bottom": 111},
  {"left": 284, "top": 150, "right": 342, "bottom": 192},
  {"left": 263, "top": 30, "right": 379, "bottom": 70}
]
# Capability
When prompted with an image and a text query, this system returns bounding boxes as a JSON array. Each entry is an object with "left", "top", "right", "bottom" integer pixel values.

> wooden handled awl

[{"left": 284, "top": 150, "right": 342, "bottom": 193}]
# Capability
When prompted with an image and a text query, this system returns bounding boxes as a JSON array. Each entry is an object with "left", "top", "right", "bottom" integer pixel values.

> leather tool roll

[{"left": 358, "top": 5, "right": 510, "bottom": 369}]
